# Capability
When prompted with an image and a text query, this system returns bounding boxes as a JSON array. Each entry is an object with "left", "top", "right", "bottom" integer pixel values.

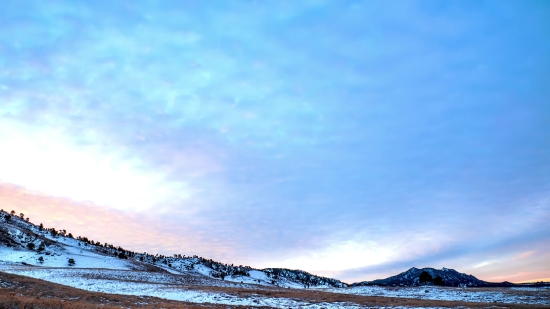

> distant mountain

[
  {"left": 0, "top": 209, "right": 346, "bottom": 288},
  {"left": 352, "top": 267, "right": 515, "bottom": 287}
]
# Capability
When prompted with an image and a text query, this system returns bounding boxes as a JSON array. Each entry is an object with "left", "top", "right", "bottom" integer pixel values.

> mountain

[
  {"left": 0, "top": 209, "right": 346, "bottom": 288},
  {"left": 1, "top": 209, "right": 523, "bottom": 289},
  {"left": 352, "top": 267, "right": 515, "bottom": 287}
]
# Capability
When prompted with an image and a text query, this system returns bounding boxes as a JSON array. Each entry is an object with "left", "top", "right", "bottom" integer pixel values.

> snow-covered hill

[
  {"left": 0, "top": 209, "right": 346, "bottom": 289},
  {"left": 351, "top": 267, "right": 514, "bottom": 287}
]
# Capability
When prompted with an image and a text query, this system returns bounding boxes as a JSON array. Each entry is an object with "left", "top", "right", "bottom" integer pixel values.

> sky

[{"left": 0, "top": 0, "right": 549, "bottom": 283}]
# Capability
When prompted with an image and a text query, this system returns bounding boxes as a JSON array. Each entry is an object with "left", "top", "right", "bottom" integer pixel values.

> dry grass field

[{"left": 1, "top": 271, "right": 549, "bottom": 309}]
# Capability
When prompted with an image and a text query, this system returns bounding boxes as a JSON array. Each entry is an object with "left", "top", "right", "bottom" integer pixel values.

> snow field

[
  {"left": 0, "top": 266, "right": 373, "bottom": 308},
  {"left": 3, "top": 265, "right": 547, "bottom": 308},
  {"left": 326, "top": 285, "right": 550, "bottom": 305}
]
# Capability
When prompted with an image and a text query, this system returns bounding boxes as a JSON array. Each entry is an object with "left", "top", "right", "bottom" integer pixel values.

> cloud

[
  {"left": 0, "top": 182, "right": 206, "bottom": 255},
  {"left": 0, "top": 0, "right": 549, "bottom": 283},
  {"left": 331, "top": 222, "right": 550, "bottom": 283},
  {"left": 0, "top": 120, "right": 194, "bottom": 212}
]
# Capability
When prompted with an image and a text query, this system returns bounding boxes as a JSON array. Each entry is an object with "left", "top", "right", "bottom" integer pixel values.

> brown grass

[
  {"left": 0, "top": 271, "right": 243, "bottom": 309},
  {"left": 1, "top": 271, "right": 549, "bottom": 309},
  {"left": 192, "top": 285, "right": 550, "bottom": 308}
]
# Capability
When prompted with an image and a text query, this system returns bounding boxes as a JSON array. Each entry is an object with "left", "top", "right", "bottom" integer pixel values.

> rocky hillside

[{"left": 352, "top": 267, "right": 515, "bottom": 287}]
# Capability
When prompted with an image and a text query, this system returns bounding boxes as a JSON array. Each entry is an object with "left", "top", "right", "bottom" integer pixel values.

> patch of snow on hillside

[{"left": 0, "top": 243, "right": 134, "bottom": 270}]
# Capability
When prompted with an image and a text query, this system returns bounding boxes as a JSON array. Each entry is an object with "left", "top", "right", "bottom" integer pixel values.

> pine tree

[
  {"left": 434, "top": 275, "right": 444, "bottom": 286},
  {"left": 419, "top": 271, "right": 434, "bottom": 284}
]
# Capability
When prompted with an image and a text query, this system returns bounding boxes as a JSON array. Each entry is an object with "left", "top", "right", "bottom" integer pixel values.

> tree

[
  {"left": 419, "top": 271, "right": 434, "bottom": 284},
  {"left": 434, "top": 275, "right": 444, "bottom": 286},
  {"left": 39, "top": 223, "right": 44, "bottom": 231},
  {"left": 68, "top": 258, "right": 75, "bottom": 266},
  {"left": 38, "top": 256, "right": 44, "bottom": 264},
  {"left": 27, "top": 243, "right": 35, "bottom": 250}
]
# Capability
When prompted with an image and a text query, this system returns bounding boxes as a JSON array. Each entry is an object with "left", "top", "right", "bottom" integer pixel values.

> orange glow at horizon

[
  {"left": 518, "top": 278, "right": 550, "bottom": 283},
  {"left": 482, "top": 271, "right": 550, "bottom": 284}
]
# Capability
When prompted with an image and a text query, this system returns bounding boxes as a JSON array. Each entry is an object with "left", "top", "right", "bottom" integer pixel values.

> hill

[
  {"left": 0, "top": 209, "right": 346, "bottom": 288},
  {"left": 352, "top": 267, "right": 515, "bottom": 287}
]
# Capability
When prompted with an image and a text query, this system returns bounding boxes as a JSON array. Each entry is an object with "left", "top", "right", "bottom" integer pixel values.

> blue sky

[{"left": 0, "top": 0, "right": 549, "bottom": 282}]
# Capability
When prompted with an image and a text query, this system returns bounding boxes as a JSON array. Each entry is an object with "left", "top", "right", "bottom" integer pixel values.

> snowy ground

[
  {"left": 325, "top": 285, "right": 550, "bottom": 305},
  {"left": 1, "top": 220, "right": 549, "bottom": 308},
  {"left": 2, "top": 264, "right": 549, "bottom": 308},
  {"left": 0, "top": 265, "right": 402, "bottom": 309}
]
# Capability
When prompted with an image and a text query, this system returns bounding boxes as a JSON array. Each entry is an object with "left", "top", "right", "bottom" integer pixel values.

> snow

[
  {"left": 0, "top": 266, "right": 379, "bottom": 308},
  {"left": 154, "top": 264, "right": 184, "bottom": 274},
  {"left": 324, "top": 285, "right": 550, "bottom": 305},
  {"left": 1, "top": 217, "right": 549, "bottom": 308},
  {"left": 3, "top": 263, "right": 549, "bottom": 308},
  {"left": 0, "top": 241, "right": 136, "bottom": 270},
  {"left": 1, "top": 217, "right": 346, "bottom": 290}
]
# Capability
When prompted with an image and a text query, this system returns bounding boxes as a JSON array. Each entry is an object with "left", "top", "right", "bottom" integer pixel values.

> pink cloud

[{"left": 0, "top": 182, "right": 226, "bottom": 258}]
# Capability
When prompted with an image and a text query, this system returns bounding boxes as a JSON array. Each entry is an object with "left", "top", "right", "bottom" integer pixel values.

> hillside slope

[{"left": 0, "top": 209, "right": 346, "bottom": 288}]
